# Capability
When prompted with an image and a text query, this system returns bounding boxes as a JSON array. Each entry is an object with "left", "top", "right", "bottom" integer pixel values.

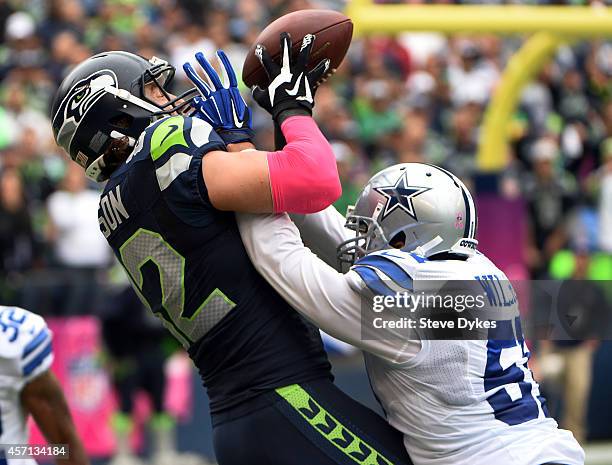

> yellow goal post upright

[{"left": 344, "top": 0, "right": 612, "bottom": 172}]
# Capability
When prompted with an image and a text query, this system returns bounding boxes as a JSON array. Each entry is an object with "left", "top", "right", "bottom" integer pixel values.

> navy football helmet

[{"left": 51, "top": 51, "right": 198, "bottom": 181}]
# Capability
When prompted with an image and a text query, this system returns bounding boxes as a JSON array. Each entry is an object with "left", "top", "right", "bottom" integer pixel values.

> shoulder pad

[
  {"left": 350, "top": 250, "right": 421, "bottom": 297},
  {"left": 0, "top": 307, "right": 53, "bottom": 380},
  {"left": 145, "top": 115, "right": 224, "bottom": 164}
]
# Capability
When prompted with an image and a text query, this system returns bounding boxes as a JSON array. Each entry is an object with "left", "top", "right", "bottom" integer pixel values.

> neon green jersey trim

[
  {"left": 276, "top": 384, "right": 394, "bottom": 465},
  {"left": 150, "top": 116, "right": 189, "bottom": 161}
]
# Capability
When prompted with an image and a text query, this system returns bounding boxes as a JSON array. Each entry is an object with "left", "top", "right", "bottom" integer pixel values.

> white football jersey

[
  {"left": 236, "top": 208, "right": 585, "bottom": 465},
  {"left": 0, "top": 306, "right": 53, "bottom": 465},
  {"left": 352, "top": 249, "right": 584, "bottom": 465}
]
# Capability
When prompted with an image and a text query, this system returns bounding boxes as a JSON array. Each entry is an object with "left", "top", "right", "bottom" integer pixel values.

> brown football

[{"left": 242, "top": 9, "right": 353, "bottom": 89}]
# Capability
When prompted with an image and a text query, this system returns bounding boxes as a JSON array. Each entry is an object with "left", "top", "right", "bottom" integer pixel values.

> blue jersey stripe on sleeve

[
  {"left": 354, "top": 255, "right": 413, "bottom": 290},
  {"left": 352, "top": 266, "right": 396, "bottom": 297},
  {"left": 23, "top": 340, "right": 52, "bottom": 376},
  {"left": 22, "top": 328, "right": 49, "bottom": 359}
]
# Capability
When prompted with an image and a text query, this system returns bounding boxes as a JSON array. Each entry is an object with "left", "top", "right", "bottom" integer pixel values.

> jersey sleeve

[
  {"left": 0, "top": 307, "right": 53, "bottom": 392},
  {"left": 235, "top": 212, "right": 417, "bottom": 364},
  {"left": 290, "top": 206, "right": 352, "bottom": 271},
  {"left": 146, "top": 115, "right": 226, "bottom": 225},
  {"left": 349, "top": 251, "right": 419, "bottom": 297}
]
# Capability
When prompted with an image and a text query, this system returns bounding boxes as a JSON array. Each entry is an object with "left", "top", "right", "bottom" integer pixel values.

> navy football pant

[{"left": 212, "top": 378, "right": 413, "bottom": 465}]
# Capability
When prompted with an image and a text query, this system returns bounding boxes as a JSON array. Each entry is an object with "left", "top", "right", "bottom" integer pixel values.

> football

[{"left": 242, "top": 9, "right": 353, "bottom": 89}]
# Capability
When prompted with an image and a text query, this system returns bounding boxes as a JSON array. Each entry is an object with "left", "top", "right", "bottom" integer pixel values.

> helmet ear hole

[
  {"left": 390, "top": 231, "right": 406, "bottom": 249},
  {"left": 109, "top": 114, "right": 133, "bottom": 129}
]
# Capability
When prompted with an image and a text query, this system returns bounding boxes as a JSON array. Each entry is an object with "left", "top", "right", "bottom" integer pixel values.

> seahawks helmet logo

[{"left": 53, "top": 69, "right": 117, "bottom": 153}]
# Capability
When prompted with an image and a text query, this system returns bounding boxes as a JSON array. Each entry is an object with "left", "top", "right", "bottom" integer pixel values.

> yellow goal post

[{"left": 344, "top": 1, "right": 612, "bottom": 172}]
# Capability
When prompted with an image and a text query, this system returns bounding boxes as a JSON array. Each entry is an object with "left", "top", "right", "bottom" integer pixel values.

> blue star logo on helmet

[{"left": 374, "top": 172, "right": 431, "bottom": 221}]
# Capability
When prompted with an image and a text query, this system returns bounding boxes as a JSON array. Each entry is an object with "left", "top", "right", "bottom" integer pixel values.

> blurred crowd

[{"left": 0, "top": 0, "right": 611, "bottom": 301}]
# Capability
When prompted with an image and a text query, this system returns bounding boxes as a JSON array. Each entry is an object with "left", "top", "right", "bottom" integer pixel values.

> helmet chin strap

[
  {"left": 411, "top": 236, "right": 443, "bottom": 257},
  {"left": 103, "top": 85, "right": 161, "bottom": 113},
  {"left": 105, "top": 83, "right": 197, "bottom": 117}
]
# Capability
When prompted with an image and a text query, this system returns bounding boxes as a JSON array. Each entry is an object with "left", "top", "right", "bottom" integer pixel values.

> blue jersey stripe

[
  {"left": 352, "top": 266, "right": 396, "bottom": 297},
  {"left": 23, "top": 340, "right": 52, "bottom": 376},
  {"left": 22, "top": 328, "right": 49, "bottom": 359},
  {"left": 354, "top": 255, "right": 413, "bottom": 290}
]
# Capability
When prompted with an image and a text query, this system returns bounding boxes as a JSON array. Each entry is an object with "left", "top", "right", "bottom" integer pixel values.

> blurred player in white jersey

[
  {"left": 236, "top": 163, "right": 585, "bottom": 465},
  {"left": 0, "top": 306, "right": 88, "bottom": 465}
]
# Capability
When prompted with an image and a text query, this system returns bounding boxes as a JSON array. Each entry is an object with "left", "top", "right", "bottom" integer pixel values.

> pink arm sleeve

[{"left": 267, "top": 116, "right": 342, "bottom": 214}]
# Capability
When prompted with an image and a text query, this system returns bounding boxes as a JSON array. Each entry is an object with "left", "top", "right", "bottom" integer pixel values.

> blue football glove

[{"left": 183, "top": 50, "right": 254, "bottom": 146}]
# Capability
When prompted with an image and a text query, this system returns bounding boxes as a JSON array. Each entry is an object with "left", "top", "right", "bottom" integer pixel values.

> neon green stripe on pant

[{"left": 276, "top": 384, "right": 394, "bottom": 465}]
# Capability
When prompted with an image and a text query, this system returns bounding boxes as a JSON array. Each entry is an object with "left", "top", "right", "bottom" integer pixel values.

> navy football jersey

[{"left": 98, "top": 115, "right": 331, "bottom": 412}]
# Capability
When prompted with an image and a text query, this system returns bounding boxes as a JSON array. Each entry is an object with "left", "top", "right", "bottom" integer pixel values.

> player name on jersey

[{"left": 99, "top": 185, "right": 129, "bottom": 238}]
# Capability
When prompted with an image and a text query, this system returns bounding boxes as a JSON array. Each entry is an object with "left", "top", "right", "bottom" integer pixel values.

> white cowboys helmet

[{"left": 337, "top": 163, "right": 478, "bottom": 265}]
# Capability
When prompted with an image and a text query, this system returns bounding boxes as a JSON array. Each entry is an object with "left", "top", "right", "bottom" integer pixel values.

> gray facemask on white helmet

[{"left": 337, "top": 163, "right": 478, "bottom": 266}]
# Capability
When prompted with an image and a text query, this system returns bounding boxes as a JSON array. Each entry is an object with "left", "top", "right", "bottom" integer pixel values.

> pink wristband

[{"left": 267, "top": 116, "right": 341, "bottom": 214}]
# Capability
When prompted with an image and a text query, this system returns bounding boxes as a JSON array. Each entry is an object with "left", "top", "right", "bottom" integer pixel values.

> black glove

[
  {"left": 252, "top": 32, "right": 330, "bottom": 123},
  {"left": 273, "top": 120, "right": 287, "bottom": 150}
]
